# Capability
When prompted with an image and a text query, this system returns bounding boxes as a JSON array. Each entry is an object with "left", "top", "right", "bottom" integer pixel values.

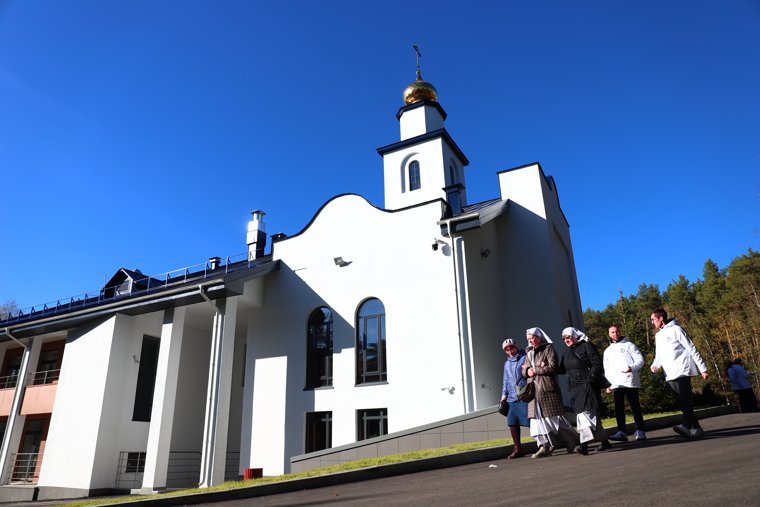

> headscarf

[
  {"left": 526, "top": 327, "right": 553, "bottom": 344},
  {"left": 562, "top": 326, "right": 589, "bottom": 342}
]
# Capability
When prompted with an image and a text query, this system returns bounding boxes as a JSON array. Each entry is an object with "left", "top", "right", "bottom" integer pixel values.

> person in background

[
  {"left": 559, "top": 327, "right": 612, "bottom": 455},
  {"left": 726, "top": 358, "right": 758, "bottom": 413},
  {"left": 523, "top": 327, "right": 579, "bottom": 458},
  {"left": 604, "top": 325, "right": 646, "bottom": 441},
  {"left": 500, "top": 338, "right": 529, "bottom": 458},
  {"left": 650, "top": 308, "right": 709, "bottom": 440}
]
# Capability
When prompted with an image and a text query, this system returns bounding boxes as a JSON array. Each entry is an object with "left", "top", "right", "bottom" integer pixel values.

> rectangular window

[
  {"left": 357, "top": 408, "right": 388, "bottom": 441},
  {"left": 125, "top": 452, "right": 146, "bottom": 473},
  {"left": 0, "top": 348, "right": 23, "bottom": 389},
  {"left": 133, "top": 336, "right": 160, "bottom": 422},
  {"left": 305, "top": 411, "right": 332, "bottom": 453},
  {"left": 32, "top": 340, "right": 65, "bottom": 385}
]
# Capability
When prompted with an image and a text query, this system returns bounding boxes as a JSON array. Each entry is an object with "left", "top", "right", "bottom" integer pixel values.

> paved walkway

[
  {"left": 38, "top": 409, "right": 754, "bottom": 507},
  {"left": 199, "top": 412, "right": 760, "bottom": 507}
]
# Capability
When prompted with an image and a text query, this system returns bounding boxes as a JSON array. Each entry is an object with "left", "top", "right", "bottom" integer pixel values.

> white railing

[
  {"left": 115, "top": 451, "right": 146, "bottom": 489},
  {"left": 0, "top": 374, "right": 18, "bottom": 390},
  {"left": 30, "top": 369, "right": 60, "bottom": 386},
  {"left": 8, "top": 453, "right": 42, "bottom": 483}
]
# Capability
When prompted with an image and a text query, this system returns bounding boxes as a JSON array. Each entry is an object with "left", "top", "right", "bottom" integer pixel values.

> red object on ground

[{"left": 243, "top": 468, "right": 263, "bottom": 480}]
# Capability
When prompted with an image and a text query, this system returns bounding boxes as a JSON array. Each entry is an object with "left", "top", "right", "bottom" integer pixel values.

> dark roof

[
  {"left": 0, "top": 257, "right": 279, "bottom": 340},
  {"left": 460, "top": 198, "right": 501, "bottom": 215},
  {"left": 440, "top": 198, "right": 510, "bottom": 235},
  {"left": 376, "top": 128, "right": 469, "bottom": 166}
]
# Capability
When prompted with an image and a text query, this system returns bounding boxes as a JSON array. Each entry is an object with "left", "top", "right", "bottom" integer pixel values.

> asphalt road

[{"left": 202, "top": 413, "right": 760, "bottom": 507}]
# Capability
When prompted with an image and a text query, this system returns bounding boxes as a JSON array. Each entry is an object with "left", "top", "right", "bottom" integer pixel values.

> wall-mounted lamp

[
  {"left": 334, "top": 257, "right": 352, "bottom": 267},
  {"left": 480, "top": 248, "right": 491, "bottom": 258},
  {"left": 432, "top": 238, "right": 447, "bottom": 251}
]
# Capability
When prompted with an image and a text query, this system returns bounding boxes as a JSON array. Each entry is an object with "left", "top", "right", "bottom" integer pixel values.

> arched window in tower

[
  {"left": 449, "top": 164, "right": 458, "bottom": 185},
  {"left": 356, "top": 298, "right": 387, "bottom": 384},
  {"left": 306, "top": 307, "right": 333, "bottom": 388},
  {"left": 408, "top": 160, "right": 421, "bottom": 191}
]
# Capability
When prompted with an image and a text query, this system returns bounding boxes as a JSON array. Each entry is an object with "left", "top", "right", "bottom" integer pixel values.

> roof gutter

[
  {"left": 438, "top": 211, "right": 481, "bottom": 236},
  {"left": 0, "top": 279, "right": 226, "bottom": 339}
]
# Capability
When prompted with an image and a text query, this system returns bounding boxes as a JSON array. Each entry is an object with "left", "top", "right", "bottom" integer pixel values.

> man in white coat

[
  {"left": 649, "top": 308, "right": 709, "bottom": 439},
  {"left": 604, "top": 325, "right": 646, "bottom": 441}
]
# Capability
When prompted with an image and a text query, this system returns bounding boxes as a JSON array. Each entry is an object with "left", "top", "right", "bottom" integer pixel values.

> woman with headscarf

[
  {"left": 500, "top": 338, "right": 529, "bottom": 458},
  {"left": 522, "top": 327, "right": 579, "bottom": 458},
  {"left": 559, "top": 326, "right": 612, "bottom": 455}
]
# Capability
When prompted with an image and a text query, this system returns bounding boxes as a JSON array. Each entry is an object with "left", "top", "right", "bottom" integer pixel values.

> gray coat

[{"left": 523, "top": 343, "right": 566, "bottom": 418}]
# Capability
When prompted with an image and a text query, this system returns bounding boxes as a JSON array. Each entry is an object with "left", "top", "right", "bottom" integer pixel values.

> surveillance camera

[{"left": 432, "top": 243, "right": 439, "bottom": 251}]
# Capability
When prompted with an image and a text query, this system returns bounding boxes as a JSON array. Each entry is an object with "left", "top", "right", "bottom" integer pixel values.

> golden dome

[{"left": 403, "top": 76, "right": 438, "bottom": 105}]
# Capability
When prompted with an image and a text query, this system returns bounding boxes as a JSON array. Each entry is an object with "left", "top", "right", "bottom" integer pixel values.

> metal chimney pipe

[{"left": 247, "top": 210, "right": 267, "bottom": 260}]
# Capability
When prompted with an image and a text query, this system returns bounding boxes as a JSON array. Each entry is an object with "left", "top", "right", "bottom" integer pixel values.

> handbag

[
  {"left": 516, "top": 379, "right": 535, "bottom": 402},
  {"left": 498, "top": 399, "right": 510, "bottom": 416},
  {"left": 517, "top": 349, "right": 536, "bottom": 402}
]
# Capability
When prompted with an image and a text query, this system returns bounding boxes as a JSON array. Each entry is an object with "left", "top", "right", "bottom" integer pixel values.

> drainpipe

[
  {"left": 199, "top": 285, "right": 221, "bottom": 314},
  {"left": 441, "top": 219, "right": 473, "bottom": 414},
  {"left": 0, "top": 328, "right": 32, "bottom": 485},
  {"left": 197, "top": 285, "right": 224, "bottom": 488}
]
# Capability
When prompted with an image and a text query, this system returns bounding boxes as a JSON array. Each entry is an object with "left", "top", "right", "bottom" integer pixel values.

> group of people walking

[{"left": 499, "top": 308, "right": 727, "bottom": 458}]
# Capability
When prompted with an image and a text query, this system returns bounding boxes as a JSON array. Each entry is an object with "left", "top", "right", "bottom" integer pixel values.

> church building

[{"left": 0, "top": 64, "right": 582, "bottom": 500}]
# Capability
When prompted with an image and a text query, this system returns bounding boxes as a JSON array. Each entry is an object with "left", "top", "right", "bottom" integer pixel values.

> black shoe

[
  {"left": 576, "top": 442, "right": 588, "bottom": 455},
  {"left": 599, "top": 440, "right": 612, "bottom": 451}
]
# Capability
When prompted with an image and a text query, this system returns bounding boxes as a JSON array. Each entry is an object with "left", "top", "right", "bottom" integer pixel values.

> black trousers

[
  {"left": 736, "top": 388, "right": 758, "bottom": 413},
  {"left": 667, "top": 376, "right": 700, "bottom": 429},
  {"left": 613, "top": 387, "right": 645, "bottom": 432}
]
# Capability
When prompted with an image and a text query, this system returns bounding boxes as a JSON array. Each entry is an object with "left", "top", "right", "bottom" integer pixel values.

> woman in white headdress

[
  {"left": 559, "top": 326, "right": 612, "bottom": 454},
  {"left": 522, "top": 327, "right": 579, "bottom": 458}
]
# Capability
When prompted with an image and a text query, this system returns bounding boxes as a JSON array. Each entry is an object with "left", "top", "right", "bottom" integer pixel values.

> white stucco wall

[
  {"left": 38, "top": 311, "right": 166, "bottom": 491},
  {"left": 494, "top": 163, "right": 585, "bottom": 396},
  {"left": 38, "top": 316, "right": 117, "bottom": 490},
  {"left": 458, "top": 222, "right": 508, "bottom": 410},
  {"left": 399, "top": 104, "right": 445, "bottom": 140},
  {"left": 246, "top": 195, "right": 465, "bottom": 475},
  {"left": 169, "top": 318, "right": 212, "bottom": 452},
  {"left": 383, "top": 138, "right": 454, "bottom": 210}
]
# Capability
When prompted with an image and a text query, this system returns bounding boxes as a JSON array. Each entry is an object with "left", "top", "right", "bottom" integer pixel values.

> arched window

[
  {"left": 408, "top": 160, "right": 421, "bottom": 191},
  {"left": 356, "top": 298, "right": 386, "bottom": 384},
  {"left": 448, "top": 164, "right": 458, "bottom": 185},
  {"left": 306, "top": 307, "right": 333, "bottom": 388}
]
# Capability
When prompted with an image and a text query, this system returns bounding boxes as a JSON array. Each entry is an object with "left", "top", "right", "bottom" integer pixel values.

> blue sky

[{"left": 1, "top": 0, "right": 758, "bottom": 314}]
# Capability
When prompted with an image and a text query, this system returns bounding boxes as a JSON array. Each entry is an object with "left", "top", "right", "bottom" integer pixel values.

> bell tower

[{"left": 376, "top": 46, "right": 469, "bottom": 212}]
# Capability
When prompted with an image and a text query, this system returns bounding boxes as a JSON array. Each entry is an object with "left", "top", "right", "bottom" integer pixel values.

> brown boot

[{"left": 508, "top": 425, "right": 524, "bottom": 459}]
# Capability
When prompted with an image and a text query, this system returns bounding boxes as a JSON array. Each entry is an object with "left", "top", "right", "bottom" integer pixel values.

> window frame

[
  {"left": 357, "top": 408, "right": 388, "bottom": 441},
  {"left": 305, "top": 411, "right": 332, "bottom": 453},
  {"left": 356, "top": 298, "right": 387, "bottom": 385},
  {"left": 408, "top": 160, "right": 421, "bottom": 191},
  {"left": 305, "top": 307, "right": 334, "bottom": 389}
]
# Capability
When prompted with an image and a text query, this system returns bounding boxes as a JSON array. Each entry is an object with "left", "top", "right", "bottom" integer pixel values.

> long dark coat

[
  {"left": 558, "top": 340, "right": 605, "bottom": 415},
  {"left": 523, "top": 343, "right": 566, "bottom": 418}
]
